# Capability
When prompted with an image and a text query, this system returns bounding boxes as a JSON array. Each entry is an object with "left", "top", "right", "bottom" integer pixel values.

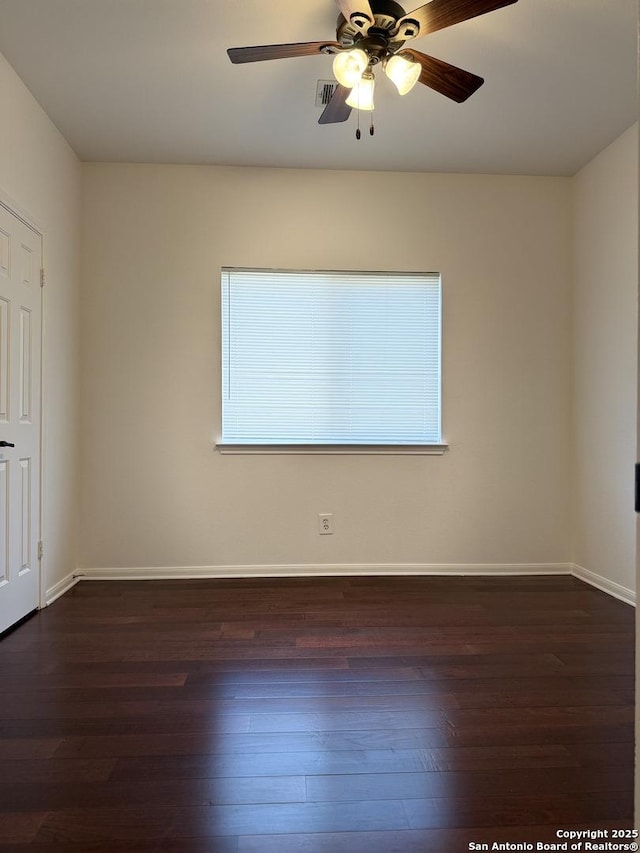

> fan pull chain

[
  {"left": 355, "top": 114, "right": 374, "bottom": 139},
  {"left": 370, "top": 114, "right": 374, "bottom": 136}
]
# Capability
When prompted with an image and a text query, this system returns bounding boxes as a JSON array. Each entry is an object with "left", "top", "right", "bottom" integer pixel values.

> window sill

[{"left": 215, "top": 443, "right": 449, "bottom": 456}]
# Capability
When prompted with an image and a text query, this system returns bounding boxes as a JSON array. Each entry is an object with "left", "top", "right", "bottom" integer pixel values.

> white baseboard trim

[
  {"left": 571, "top": 563, "right": 635, "bottom": 606},
  {"left": 45, "top": 571, "right": 80, "bottom": 606},
  {"left": 50, "top": 563, "right": 636, "bottom": 607},
  {"left": 52, "top": 563, "right": 635, "bottom": 607},
  {"left": 76, "top": 562, "right": 573, "bottom": 582}
]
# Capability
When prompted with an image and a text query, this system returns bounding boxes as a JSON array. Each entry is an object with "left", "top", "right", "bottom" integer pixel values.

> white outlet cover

[{"left": 318, "top": 513, "right": 333, "bottom": 535}]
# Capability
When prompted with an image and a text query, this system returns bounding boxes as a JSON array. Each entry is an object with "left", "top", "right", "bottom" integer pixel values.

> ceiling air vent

[{"left": 315, "top": 80, "right": 338, "bottom": 107}]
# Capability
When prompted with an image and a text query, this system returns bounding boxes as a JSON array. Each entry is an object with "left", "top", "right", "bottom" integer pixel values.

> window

[{"left": 220, "top": 268, "right": 443, "bottom": 452}]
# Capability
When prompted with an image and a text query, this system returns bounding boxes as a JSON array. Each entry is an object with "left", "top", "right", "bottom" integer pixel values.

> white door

[{"left": 0, "top": 202, "right": 42, "bottom": 634}]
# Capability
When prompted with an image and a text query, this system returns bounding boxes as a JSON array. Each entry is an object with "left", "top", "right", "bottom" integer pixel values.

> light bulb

[
  {"left": 346, "top": 71, "right": 375, "bottom": 111},
  {"left": 385, "top": 53, "right": 421, "bottom": 96},
  {"left": 332, "top": 49, "right": 368, "bottom": 88}
]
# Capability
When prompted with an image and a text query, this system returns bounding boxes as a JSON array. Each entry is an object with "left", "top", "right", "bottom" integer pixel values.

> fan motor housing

[{"left": 336, "top": 0, "right": 409, "bottom": 47}]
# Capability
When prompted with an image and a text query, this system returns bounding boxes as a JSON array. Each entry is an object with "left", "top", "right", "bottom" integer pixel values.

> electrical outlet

[{"left": 318, "top": 513, "right": 333, "bottom": 535}]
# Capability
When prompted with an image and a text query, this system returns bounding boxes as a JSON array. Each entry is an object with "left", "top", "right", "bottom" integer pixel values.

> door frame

[{"left": 0, "top": 187, "right": 46, "bottom": 613}]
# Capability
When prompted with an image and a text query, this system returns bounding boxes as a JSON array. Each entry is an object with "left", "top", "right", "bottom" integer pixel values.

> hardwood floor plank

[
  {"left": 247, "top": 709, "right": 445, "bottom": 732},
  {"left": 109, "top": 748, "right": 430, "bottom": 779},
  {"left": 53, "top": 726, "right": 452, "bottom": 758},
  {"left": 565, "top": 741, "right": 635, "bottom": 767},
  {"left": 1, "top": 691, "right": 463, "bottom": 718},
  {"left": 0, "top": 775, "right": 306, "bottom": 811},
  {"left": 0, "top": 812, "right": 46, "bottom": 844},
  {"left": 440, "top": 722, "right": 633, "bottom": 752},
  {"left": 418, "top": 744, "right": 580, "bottom": 771},
  {"left": 444, "top": 704, "right": 634, "bottom": 728},
  {"left": 0, "top": 671, "right": 189, "bottom": 689},
  {"left": 0, "top": 758, "right": 116, "bottom": 784},
  {"left": 0, "top": 738, "right": 62, "bottom": 759},
  {"left": 402, "top": 791, "right": 632, "bottom": 828},
  {"left": 188, "top": 665, "right": 419, "bottom": 683},
  {"left": 305, "top": 766, "right": 631, "bottom": 802},
  {"left": 0, "top": 710, "right": 252, "bottom": 738},
  {"left": 34, "top": 801, "right": 411, "bottom": 842},
  {"left": 34, "top": 807, "right": 177, "bottom": 844},
  {"left": 1, "top": 682, "right": 624, "bottom": 716}
]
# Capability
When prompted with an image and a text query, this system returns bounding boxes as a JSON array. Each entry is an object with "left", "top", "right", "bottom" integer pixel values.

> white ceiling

[{"left": 0, "top": 0, "right": 637, "bottom": 175}]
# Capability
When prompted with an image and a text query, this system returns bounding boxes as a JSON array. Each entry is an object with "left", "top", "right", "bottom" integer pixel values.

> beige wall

[
  {"left": 0, "top": 52, "right": 81, "bottom": 597},
  {"left": 79, "top": 164, "right": 572, "bottom": 572},
  {"left": 572, "top": 123, "right": 638, "bottom": 598}
]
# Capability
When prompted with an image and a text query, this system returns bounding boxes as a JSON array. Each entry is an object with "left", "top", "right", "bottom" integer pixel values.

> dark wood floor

[{"left": 0, "top": 575, "right": 634, "bottom": 851}]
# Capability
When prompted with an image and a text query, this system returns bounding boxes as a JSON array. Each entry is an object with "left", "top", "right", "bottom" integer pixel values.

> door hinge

[
  {"left": 40, "top": 268, "right": 45, "bottom": 288},
  {"left": 37, "top": 540, "right": 44, "bottom": 561}
]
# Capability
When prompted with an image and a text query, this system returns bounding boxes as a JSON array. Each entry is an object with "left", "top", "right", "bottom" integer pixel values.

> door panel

[
  {"left": 20, "top": 306, "right": 32, "bottom": 422},
  {"left": 0, "top": 297, "right": 8, "bottom": 422},
  {"left": 0, "top": 460, "right": 7, "bottom": 585},
  {"left": 0, "top": 203, "right": 41, "bottom": 634}
]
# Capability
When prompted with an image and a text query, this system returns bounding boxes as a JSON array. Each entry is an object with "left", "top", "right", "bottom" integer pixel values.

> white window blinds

[{"left": 221, "top": 269, "right": 442, "bottom": 445}]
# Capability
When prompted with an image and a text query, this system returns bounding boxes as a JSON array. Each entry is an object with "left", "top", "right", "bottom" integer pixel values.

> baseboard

[
  {"left": 55, "top": 563, "right": 635, "bottom": 607},
  {"left": 76, "top": 562, "right": 573, "bottom": 582},
  {"left": 571, "top": 563, "right": 635, "bottom": 606},
  {"left": 45, "top": 571, "right": 80, "bottom": 606}
]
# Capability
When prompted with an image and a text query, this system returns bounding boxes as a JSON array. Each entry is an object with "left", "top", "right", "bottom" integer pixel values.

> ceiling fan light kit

[
  {"left": 227, "top": 0, "right": 519, "bottom": 134},
  {"left": 384, "top": 52, "right": 421, "bottom": 95},
  {"left": 345, "top": 70, "right": 376, "bottom": 110},
  {"left": 333, "top": 47, "right": 369, "bottom": 87}
]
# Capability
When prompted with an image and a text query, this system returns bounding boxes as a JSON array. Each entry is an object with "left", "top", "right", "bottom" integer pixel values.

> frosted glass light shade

[
  {"left": 385, "top": 53, "right": 421, "bottom": 95},
  {"left": 333, "top": 49, "right": 368, "bottom": 88},
  {"left": 345, "top": 72, "right": 375, "bottom": 111}
]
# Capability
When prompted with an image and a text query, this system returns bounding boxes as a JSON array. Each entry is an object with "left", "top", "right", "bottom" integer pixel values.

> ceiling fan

[{"left": 227, "top": 0, "right": 518, "bottom": 129}]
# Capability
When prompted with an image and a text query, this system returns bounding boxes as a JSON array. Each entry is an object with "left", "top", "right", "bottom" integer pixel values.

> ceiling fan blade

[
  {"left": 398, "top": 0, "right": 518, "bottom": 38},
  {"left": 228, "top": 41, "right": 341, "bottom": 64},
  {"left": 404, "top": 49, "right": 484, "bottom": 102},
  {"left": 336, "top": 0, "right": 374, "bottom": 29},
  {"left": 318, "top": 85, "right": 353, "bottom": 124}
]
